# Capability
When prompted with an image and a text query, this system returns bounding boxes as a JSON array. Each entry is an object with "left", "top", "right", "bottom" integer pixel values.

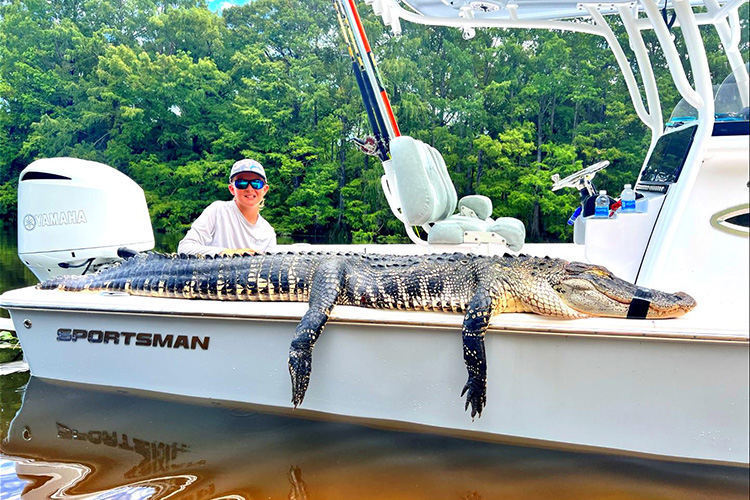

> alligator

[{"left": 39, "top": 251, "right": 696, "bottom": 417}]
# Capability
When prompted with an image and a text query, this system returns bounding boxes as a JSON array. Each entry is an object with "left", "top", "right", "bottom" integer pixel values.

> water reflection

[
  {"left": 0, "top": 224, "right": 37, "bottom": 313},
  {"left": 1, "top": 376, "right": 747, "bottom": 500}
]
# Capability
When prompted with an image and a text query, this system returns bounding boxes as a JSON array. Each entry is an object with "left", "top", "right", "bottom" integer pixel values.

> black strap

[{"left": 627, "top": 287, "right": 653, "bottom": 319}]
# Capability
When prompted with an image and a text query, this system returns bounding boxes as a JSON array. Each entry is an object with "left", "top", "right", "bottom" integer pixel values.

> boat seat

[{"left": 382, "top": 135, "right": 525, "bottom": 251}]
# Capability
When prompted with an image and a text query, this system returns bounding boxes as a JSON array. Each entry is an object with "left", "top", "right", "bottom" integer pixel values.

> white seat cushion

[
  {"left": 390, "top": 136, "right": 457, "bottom": 225},
  {"left": 387, "top": 135, "right": 526, "bottom": 251},
  {"left": 458, "top": 195, "right": 493, "bottom": 220}
]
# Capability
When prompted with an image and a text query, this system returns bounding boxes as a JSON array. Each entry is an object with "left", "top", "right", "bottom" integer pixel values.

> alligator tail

[
  {"left": 36, "top": 252, "right": 149, "bottom": 292},
  {"left": 37, "top": 273, "right": 99, "bottom": 291}
]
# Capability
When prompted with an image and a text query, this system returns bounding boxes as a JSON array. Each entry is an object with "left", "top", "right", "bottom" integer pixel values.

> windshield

[
  {"left": 639, "top": 124, "right": 697, "bottom": 186},
  {"left": 715, "top": 62, "right": 750, "bottom": 121},
  {"left": 665, "top": 98, "right": 699, "bottom": 128},
  {"left": 666, "top": 63, "right": 750, "bottom": 129}
]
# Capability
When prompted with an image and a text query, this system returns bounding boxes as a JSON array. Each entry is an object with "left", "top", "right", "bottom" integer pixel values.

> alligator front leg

[
  {"left": 289, "top": 307, "right": 330, "bottom": 407},
  {"left": 460, "top": 290, "right": 493, "bottom": 419},
  {"left": 289, "top": 260, "right": 345, "bottom": 408}
]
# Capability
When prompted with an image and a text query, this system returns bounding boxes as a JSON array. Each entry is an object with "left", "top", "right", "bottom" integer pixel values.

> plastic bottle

[
  {"left": 567, "top": 206, "right": 582, "bottom": 225},
  {"left": 620, "top": 184, "right": 636, "bottom": 213},
  {"left": 594, "top": 190, "right": 610, "bottom": 218}
]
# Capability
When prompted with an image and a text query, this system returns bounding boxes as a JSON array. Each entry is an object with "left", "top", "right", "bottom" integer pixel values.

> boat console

[
  {"left": 558, "top": 57, "right": 749, "bottom": 288},
  {"left": 567, "top": 123, "right": 698, "bottom": 282}
]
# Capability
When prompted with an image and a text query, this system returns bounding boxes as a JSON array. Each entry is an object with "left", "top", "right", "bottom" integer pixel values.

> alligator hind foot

[
  {"left": 461, "top": 293, "right": 491, "bottom": 420},
  {"left": 461, "top": 376, "right": 487, "bottom": 419}
]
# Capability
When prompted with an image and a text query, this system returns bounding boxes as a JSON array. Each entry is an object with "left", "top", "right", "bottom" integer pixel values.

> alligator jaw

[{"left": 555, "top": 263, "right": 697, "bottom": 319}]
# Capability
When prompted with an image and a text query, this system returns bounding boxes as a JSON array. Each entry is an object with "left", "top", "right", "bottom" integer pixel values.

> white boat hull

[{"left": 2, "top": 282, "right": 747, "bottom": 466}]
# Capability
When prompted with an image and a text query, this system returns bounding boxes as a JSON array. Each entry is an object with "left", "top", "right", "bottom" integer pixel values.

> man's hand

[{"left": 220, "top": 248, "right": 257, "bottom": 257}]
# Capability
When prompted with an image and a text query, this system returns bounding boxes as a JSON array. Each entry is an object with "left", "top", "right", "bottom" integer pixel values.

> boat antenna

[
  {"left": 661, "top": 0, "right": 677, "bottom": 31},
  {"left": 333, "top": 0, "right": 391, "bottom": 161}
]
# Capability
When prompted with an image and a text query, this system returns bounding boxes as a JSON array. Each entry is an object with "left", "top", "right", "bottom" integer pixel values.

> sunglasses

[{"left": 233, "top": 178, "right": 266, "bottom": 190}]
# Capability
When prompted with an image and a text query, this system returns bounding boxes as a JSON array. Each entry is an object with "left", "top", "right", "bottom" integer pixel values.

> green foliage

[
  {"left": 0, "top": 0, "right": 746, "bottom": 244},
  {"left": 0, "top": 183, "right": 18, "bottom": 225},
  {"left": 0, "top": 329, "right": 20, "bottom": 348}
]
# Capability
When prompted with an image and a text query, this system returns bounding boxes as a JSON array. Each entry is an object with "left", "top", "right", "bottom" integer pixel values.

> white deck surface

[
  {"left": 1, "top": 284, "right": 746, "bottom": 344},
  {"left": 1, "top": 240, "right": 746, "bottom": 343}
]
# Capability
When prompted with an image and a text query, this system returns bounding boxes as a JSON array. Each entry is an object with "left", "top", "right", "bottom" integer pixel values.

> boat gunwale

[{"left": 2, "top": 286, "right": 747, "bottom": 345}]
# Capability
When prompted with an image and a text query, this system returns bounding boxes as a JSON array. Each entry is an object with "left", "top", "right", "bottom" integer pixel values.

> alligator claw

[
  {"left": 288, "top": 348, "right": 312, "bottom": 408},
  {"left": 461, "top": 378, "right": 486, "bottom": 419}
]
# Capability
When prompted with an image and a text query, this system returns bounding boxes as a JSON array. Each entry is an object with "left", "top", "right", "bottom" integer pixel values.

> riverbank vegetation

[{"left": 1, "top": 0, "right": 747, "bottom": 244}]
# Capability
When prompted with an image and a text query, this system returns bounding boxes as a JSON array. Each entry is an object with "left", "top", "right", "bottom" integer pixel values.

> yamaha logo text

[{"left": 23, "top": 210, "right": 88, "bottom": 231}]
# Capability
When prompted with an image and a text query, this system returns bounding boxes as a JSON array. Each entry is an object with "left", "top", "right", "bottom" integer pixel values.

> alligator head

[{"left": 550, "top": 261, "right": 696, "bottom": 319}]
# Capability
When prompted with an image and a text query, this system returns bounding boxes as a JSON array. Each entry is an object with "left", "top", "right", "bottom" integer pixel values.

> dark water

[
  {"left": 1, "top": 225, "right": 749, "bottom": 499},
  {"left": 0, "top": 375, "right": 748, "bottom": 500}
]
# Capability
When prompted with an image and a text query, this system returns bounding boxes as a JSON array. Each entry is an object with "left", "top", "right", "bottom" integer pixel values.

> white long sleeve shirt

[{"left": 177, "top": 201, "right": 276, "bottom": 256}]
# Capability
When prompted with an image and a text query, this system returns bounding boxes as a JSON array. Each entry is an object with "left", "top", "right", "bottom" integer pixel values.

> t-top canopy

[{"left": 399, "top": 0, "right": 713, "bottom": 22}]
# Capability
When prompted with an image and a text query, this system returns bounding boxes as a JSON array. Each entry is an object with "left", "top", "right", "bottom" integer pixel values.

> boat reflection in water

[{"left": 1, "top": 377, "right": 748, "bottom": 500}]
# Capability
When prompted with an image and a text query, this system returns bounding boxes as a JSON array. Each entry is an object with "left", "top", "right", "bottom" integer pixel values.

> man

[{"left": 177, "top": 159, "right": 277, "bottom": 256}]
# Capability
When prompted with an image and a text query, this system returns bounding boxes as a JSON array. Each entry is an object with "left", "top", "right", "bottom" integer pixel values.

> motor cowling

[{"left": 17, "top": 158, "right": 154, "bottom": 282}]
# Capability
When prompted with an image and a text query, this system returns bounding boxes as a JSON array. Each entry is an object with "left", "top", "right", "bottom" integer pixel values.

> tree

[{"left": 1, "top": 0, "right": 745, "bottom": 242}]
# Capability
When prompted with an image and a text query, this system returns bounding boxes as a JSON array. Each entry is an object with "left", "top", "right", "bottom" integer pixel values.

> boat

[{"left": 1, "top": 0, "right": 747, "bottom": 466}]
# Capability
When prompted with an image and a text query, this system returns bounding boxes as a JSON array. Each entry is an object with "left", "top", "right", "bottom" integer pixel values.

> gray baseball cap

[{"left": 230, "top": 159, "right": 267, "bottom": 181}]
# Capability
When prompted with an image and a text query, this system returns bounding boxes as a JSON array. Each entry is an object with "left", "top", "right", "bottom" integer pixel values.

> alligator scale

[{"left": 39, "top": 251, "right": 696, "bottom": 417}]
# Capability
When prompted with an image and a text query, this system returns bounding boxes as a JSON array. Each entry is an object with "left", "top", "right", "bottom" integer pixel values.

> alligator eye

[{"left": 583, "top": 268, "right": 614, "bottom": 280}]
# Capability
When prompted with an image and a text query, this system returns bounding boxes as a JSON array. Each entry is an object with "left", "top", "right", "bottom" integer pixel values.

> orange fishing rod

[
  {"left": 333, "top": 0, "right": 390, "bottom": 161},
  {"left": 344, "top": 0, "right": 401, "bottom": 139}
]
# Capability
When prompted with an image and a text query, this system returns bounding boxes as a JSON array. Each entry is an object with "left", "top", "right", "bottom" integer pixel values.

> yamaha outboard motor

[{"left": 17, "top": 158, "right": 155, "bottom": 281}]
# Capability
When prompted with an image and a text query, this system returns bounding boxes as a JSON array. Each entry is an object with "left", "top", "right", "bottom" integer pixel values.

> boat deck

[
  {"left": 1, "top": 282, "right": 746, "bottom": 344},
  {"left": 1, "top": 242, "right": 747, "bottom": 344}
]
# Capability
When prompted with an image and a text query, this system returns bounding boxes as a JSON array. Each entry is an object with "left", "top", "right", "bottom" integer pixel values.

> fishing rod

[
  {"left": 333, "top": 0, "right": 390, "bottom": 161},
  {"left": 343, "top": 0, "right": 401, "bottom": 140}
]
